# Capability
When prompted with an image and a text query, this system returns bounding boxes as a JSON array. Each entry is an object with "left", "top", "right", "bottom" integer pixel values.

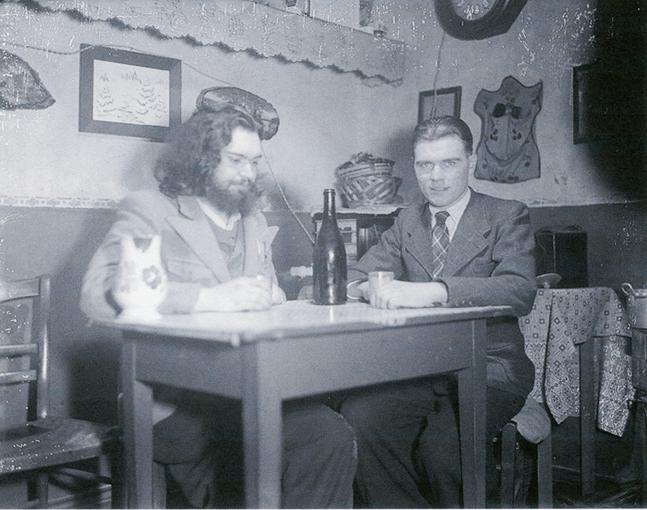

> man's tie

[{"left": 431, "top": 210, "right": 450, "bottom": 280}]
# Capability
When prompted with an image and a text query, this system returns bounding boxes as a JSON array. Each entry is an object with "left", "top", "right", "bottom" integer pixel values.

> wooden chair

[
  {"left": 0, "top": 274, "right": 121, "bottom": 508},
  {"left": 499, "top": 396, "right": 553, "bottom": 507},
  {"left": 499, "top": 338, "right": 600, "bottom": 507}
]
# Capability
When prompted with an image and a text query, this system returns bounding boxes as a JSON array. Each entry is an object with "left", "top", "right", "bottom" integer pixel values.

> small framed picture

[
  {"left": 418, "top": 86, "right": 462, "bottom": 124},
  {"left": 573, "top": 62, "right": 643, "bottom": 144},
  {"left": 79, "top": 44, "right": 181, "bottom": 142}
]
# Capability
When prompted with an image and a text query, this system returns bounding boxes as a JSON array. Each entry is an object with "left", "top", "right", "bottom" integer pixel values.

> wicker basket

[{"left": 335, "top": 153, "right": 401, "bottom": 207}]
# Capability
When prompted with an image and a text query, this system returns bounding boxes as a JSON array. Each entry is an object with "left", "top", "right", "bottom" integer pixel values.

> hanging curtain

[{"left": 31, "top": 0, "right": 405, "bottom": 83}]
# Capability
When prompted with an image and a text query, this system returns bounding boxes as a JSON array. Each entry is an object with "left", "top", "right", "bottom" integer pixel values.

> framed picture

[
  {"left": 418, "top": 86, "right": 462, "bottom": 124},
  {"left": 79, "top": 44, "right": 181, "bottom": 142},
  {"left": 573, "top": 62, "right": 643, "bottom": 144}
]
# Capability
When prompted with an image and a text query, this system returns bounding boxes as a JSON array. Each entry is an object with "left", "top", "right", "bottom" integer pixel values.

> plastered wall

[
  {"left": 357, "top": 0, "right": 647, "bottom": 206},
  {"left": 0, "top": 2, "right": 365, "bottom": 212},
  {"left": 2, "top": 0, "right": 644, "bottom": 214}
]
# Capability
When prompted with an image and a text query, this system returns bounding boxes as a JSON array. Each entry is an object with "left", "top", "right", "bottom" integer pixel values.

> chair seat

[
  {"left": 0, "top": 416, "right": 116, "bottom": 474},
  {"left": 511, "top": 396, "right": 551, "bottom": 444}
]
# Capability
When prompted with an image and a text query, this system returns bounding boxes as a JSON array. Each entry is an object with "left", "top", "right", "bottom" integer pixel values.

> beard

[{"left": 205, "top": 177, "right": 264, "bottom": 216}]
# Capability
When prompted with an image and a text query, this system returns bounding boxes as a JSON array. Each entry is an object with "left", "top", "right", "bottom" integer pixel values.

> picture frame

[
  {"left": 573, "top": 62, "right": 643, "bottom": 144},
  {"left": 79, "top": 44, "right": 181, "bottom": 142},
  {"left": 418, "top": 86, "right": 462, "bottom": 124}
]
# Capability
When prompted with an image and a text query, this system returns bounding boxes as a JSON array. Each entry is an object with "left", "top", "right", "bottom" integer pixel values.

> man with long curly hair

[{"left": 81, "top": 103, "right": 356, "bottom": 508}]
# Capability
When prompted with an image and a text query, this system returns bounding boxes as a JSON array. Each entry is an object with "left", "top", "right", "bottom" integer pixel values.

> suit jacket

[
  {"left": 349, "top": 190, "right": 536, "bottom": 397},
  {"left": 80, "top": 190, "right": 279, "bottom": 423},
  {"left": 81, "top": 190, "right": 279, "bottom": 320}
]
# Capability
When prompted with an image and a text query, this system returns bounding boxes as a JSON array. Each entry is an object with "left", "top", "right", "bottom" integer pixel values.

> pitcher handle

[{"left": 621, "top": 282, "right": 635, "bottom": 297}]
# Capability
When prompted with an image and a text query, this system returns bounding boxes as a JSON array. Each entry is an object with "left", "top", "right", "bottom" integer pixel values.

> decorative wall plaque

[{"left": 474, "top": 76, "right": 542, "bottom": 183}]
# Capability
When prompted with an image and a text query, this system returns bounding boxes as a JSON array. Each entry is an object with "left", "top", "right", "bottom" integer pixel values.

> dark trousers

[
  {"left": 340, "top": 378, "right": 525, "bottom": 508},
  {"left": 153, "top": 393, "right": 357, "bottom": 508}
]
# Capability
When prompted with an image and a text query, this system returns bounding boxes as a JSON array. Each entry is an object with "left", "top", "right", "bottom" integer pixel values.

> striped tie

[{"left": 431, "top": 211, "right": 450, "bottom": 280}]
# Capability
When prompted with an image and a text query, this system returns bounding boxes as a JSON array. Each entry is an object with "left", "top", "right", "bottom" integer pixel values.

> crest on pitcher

[{"left": 113, "top": 235, "right": 168, "bottom": 321}]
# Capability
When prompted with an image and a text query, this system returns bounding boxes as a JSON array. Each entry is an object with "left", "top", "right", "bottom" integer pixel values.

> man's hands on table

[
  {"left": 354, "top": 280, "right": 448, "bottom": 309},
  {"left": 195, "top": 276, "right": 286, "bottom": 312}
]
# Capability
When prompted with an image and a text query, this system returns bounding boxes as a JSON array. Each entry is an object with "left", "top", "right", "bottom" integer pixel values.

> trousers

[
  {"left": 153, "top": 393, "right": 357, "bottom": 508},
  {"left": 340, "top": 377, "right": 525, "bottom": 508}
]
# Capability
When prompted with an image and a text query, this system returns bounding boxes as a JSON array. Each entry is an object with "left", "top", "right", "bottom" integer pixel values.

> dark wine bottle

[{"left": 313, "top": 189, "right": 347, "bottom": 305}]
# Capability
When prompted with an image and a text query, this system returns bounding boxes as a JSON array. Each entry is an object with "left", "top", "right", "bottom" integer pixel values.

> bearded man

[{"left": 81, "top": 104, "right": 356, "bottom": 508}]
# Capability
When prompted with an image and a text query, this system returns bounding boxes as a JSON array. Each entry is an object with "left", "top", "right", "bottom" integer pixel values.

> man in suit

[
  {"left": 81, "top": 104, "right": 356, "bottom": 508},
  {"left": 340, "top": 116, "right": 536, "bottom": 507}
]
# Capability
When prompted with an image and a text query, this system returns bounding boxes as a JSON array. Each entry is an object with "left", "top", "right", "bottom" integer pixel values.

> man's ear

[{"left": 468, "top": 153, "right": 477, "bottom": 174}]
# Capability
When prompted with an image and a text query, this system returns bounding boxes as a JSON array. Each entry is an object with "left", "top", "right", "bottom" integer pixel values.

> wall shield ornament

[{"left": 474, "top": 76, "right": 542, "bottom": 183}]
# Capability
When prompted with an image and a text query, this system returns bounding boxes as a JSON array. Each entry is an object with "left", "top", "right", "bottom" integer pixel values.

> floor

[
  {"left": 35, "top": 404, "right": 646, "bottom": 508},
  {"left": 533, "top": 411, "right": 643, "bottom": 508}
]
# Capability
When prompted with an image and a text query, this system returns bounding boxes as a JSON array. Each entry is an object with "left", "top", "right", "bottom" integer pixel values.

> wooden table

[{"left": 100, "top": 300, "right": 511, "bottom": 508}]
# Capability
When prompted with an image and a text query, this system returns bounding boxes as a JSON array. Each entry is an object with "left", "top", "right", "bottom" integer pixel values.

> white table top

[{"left": 98, "top": 300, "right": 511, "bottom": 346}]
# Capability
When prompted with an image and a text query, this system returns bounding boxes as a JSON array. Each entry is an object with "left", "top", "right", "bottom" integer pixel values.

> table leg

[
  {"left": 457, "top": 319, "right": 487, "bottom": 508},
  {"left": 121, "top": 341, "right": 154, "bottom": 508},
  {"left": 242, "top": 342, "right": 282, "bottom": 508},
  {"left": 579, "top": 339, "right": 595, "bottom": 497}
]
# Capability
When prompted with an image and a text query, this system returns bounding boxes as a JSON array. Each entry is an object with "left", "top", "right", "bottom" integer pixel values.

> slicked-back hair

[
  {"left": 155, "top": 107, "right": 260, "bottom": 198},
  {"left": 413, "top": 116, "right": 474, "bottom": 155}
]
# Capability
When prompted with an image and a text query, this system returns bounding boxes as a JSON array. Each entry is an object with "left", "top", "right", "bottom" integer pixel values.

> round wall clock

[{"left": 434, "top": 0, "right": 528, "bottom": 40}]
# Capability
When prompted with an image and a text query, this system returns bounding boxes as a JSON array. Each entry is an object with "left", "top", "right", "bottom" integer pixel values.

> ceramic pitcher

[
  {"left": 621, "top": 282, "right": 647, "bottom": 329},
  {"left": 112, "top": 235, "right": 167, "bottom": 321}
]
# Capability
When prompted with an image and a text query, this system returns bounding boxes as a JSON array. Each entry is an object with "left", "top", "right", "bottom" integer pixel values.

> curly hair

[
  {"left": 155, "top": 107, "right": 260, "bottom": 198},
  {"left": 413, "top": 116, "right": 473, "bottom": 154}
]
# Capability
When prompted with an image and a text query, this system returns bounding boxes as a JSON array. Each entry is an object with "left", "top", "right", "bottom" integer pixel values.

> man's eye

[
  {"left": 443, "top": 160, "right": 457, "bottom": 168},
  {"left": 416, "top": 162, "right": 434, "bottom": 170}
]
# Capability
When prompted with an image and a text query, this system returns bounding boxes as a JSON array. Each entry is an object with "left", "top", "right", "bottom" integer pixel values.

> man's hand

[
  {"left": 195, "top": 277, "right": 274, "bottom": 312},
  {"left": 363, "top": 280, "right": 449, "bottom": 309}
]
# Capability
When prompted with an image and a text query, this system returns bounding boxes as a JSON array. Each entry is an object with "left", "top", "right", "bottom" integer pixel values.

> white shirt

[
  {"left": 197, "top": 197, "right": 241, "bottom": 231},
  {"left": 428, "top": 188, "right": 471, "bottom": 241}
]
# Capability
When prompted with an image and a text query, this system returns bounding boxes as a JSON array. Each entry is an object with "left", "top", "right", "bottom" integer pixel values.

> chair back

[{"left": 0, "top": 275, "right": 50, "bottom": 430}]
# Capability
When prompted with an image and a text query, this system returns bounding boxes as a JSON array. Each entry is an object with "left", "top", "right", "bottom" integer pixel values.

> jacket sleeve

[
  {"left": 439, "top": 203, "right": 536, "bottom": 317},
  {"left": 348, "top": 215, "right": 406, "bottom": 282},
  {"left": 80, "top": 194, "right": 201, "bottom": 320}
]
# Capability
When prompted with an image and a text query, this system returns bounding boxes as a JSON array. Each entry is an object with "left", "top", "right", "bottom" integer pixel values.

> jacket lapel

[
  {"left": 403, "top": 194, "right": 492, "bottom": 279},
  {"left": 404, "top": 203, "right": 436, "bottom": 279},
  {"left": 443, "top": 194, "right": 491, "bottom": 276},
  {"left": 165, "top": 196, "right": 231, "bottom": 283}
]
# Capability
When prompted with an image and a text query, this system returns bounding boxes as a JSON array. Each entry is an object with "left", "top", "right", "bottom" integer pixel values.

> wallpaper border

[
  {"left": 0, "top": 195, "right": 118, "bottom": 209},
  {"left": 0, "top": 194, "right": 642, "bottom": 211}
]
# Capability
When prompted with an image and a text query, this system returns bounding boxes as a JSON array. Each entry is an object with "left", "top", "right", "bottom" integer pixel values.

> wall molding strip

[{"left": 0, "top": 195, "right": 118, "bottom": 209}]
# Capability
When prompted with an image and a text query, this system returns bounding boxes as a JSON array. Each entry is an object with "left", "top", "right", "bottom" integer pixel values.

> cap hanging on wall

[
  {"left": 0, "top": 49, "right": 55, "bottom": 110},
  {"left": 196, "top": 86, "right": 280, "bottom": 140}
]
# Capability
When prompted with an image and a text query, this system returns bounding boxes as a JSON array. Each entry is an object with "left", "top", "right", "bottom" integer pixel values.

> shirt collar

[
  {"left": 197, "top": 198, "right": 241, "bottom": 231},
  {"left": 428, "top": 187, "right": 471, "bottom": 224}
]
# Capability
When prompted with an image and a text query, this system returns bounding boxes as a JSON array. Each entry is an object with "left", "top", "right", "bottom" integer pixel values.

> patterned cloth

[
  {"left": 519, "top": 287, "right": 634, "bottom": 436},
  {"left": 431, "top": 211, "right": 449, "bottom": 280}
]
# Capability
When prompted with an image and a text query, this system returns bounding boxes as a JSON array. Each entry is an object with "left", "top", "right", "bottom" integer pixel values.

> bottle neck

[{"left": 322, "top": 189, "right": 336, "bottom": 218}]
